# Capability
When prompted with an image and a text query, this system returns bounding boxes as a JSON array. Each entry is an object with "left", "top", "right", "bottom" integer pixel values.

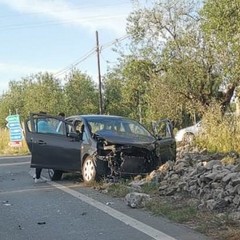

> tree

[
  {"left": 124, "top": 0, "right": 236, "bottom": 126},
  {"left": 64, "top": 69, "right": 98, "bottom": 115},
  {"left": 201, "top": 0, "right": 240, "bottom": 111},
  {"left": 21, "top": 72, "right": 65, "bottom": 117},
  {"left": 0, "top": 80, "right": 25, "bottom": 127},
  {"left": 103, "top": 67, "right": 130, "bottom": 117},
  {"left": 0, "top": 72, "right": 65, "bottom": 127},
  {"left": 121, "top": 58, "right": 156, "bottom": 123},
  {"left": 104, "top": 57, "right": 156, "bottom": 123},
  {"left": 127, "top": 0, "right": 201, "bottom": 60}
]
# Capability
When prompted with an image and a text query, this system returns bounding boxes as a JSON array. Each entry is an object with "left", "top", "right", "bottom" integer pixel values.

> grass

[
  {"left": 141, "top": 182, "right": 160, "bottom": 195},
  {"left": 144, "top": 195, "right": 199, "bottom": 223},
  {"left": 0, "top": 128, "right": 29, "bottom": 156},
  {"left": 194, "top": 213, "right": 240, "bottom": 240},
  {"left": 107, "top": 182, "right": 131, "bottom": 197},
  {"left": 196, "top": 104, "right": 240, "bottom": 153},
  {"left": 221, "top": 228, "right": 240, "bottom": 240}
]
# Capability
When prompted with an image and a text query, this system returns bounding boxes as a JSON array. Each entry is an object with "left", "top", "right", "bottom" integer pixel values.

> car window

[
  {"left": 26, "top": 119, "right": 32, "bottom": 132},
  {"left": 55, "top": 121, "right": 66, "bottom": 135},
  {"left": 74, "top": 120, "right": 88, "bottom": 141},
  {"left": 128, "top": 123, "right": 147, "bottom": 135},
  {"left": 82, "top": 131, "right": 87, "bottom": 141},
  {"left": 89, "top": 122, "right": 104, "bottom": 133},
  {"left": 32, "top": 117, "right": 65, "bottom": 135},
  {"left": 37, "top": 118, "right": 57, "bottom": 134},
  {"left": 85, "top": 117, "right": 152, "bottom": 137},
  {"left": 74, "top": 120, "right": 83, "bottom": 133},
  {"left": 154, "top": 120, "right": 172, "bottom": 138}
]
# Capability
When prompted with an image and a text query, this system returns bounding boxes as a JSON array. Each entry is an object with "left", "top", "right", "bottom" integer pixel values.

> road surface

[{"left": 0, "top": 156, "right": 210, "bottom": 240}]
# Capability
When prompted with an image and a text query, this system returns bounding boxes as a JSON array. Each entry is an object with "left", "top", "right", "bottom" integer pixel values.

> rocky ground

[
  {"left": 125, "top": 145, "right": 240, "bottom": 219},
  {"left": 99, "top": 144, "right": 240, "bottom": 239},
  {"left": 85, "top": 145, "right": 240, "bottom": 240}
]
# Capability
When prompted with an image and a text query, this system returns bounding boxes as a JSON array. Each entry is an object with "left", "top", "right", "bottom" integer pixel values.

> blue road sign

[
  {"left": 6, "top": 114, "right": 23, "bottom": 142},
  {"left": 6, "top": 115, "right": 20, "bottom": 122}
]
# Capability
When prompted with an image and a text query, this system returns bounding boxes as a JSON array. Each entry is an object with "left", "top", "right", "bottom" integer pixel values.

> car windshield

[{"left": 84, "top": 116, "right": 153, "bottom": 138}]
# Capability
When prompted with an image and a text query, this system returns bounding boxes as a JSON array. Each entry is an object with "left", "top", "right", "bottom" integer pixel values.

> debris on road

[{"left": 37, "top": 221, "right": 46, "bottom": 225}]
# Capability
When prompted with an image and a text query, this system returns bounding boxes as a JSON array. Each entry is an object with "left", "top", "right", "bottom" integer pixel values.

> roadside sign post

[{"left": 6, "top": 114, "right": 23, "bottom": 147}]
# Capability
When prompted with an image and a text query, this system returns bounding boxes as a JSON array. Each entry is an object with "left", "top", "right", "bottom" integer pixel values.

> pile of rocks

[{"left": 125, "top": 145, "right": 240, "bottom": 219}]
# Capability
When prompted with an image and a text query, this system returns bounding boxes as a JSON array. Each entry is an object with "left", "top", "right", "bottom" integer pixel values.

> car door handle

[{"left": 37, "top": 140, "right": 46, "bottom": 145}]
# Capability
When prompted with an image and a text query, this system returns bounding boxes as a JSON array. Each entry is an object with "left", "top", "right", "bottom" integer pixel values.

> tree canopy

[{"left": 0, "top": 0, "right": 239, "bottom": 129}]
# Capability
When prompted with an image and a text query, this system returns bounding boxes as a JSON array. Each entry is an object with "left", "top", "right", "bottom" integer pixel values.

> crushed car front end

[
  {"left": 83, "top": 115, "right": 161, "bottom": 178},
  {"left": 94, "top": 137, "right": 159, "bottom": 177}
]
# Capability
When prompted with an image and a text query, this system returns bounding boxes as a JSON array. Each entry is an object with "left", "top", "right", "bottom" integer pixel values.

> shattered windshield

[{"left": 85, "top": 116, "right": 153, "bottom": 138}]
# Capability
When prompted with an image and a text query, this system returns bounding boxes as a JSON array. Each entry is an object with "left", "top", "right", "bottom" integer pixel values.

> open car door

[
  {"left": 24, "top": 113, "right": 82, "bottom": 172},
  {"left": 152, "top": 119, "right": 176, "bottom": 164}
]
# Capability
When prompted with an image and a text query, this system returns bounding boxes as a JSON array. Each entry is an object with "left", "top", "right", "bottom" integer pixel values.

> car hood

[
  {"left": 181, "top": 125, "right": 196, "bottom": 133},
  {"left": 175, "top": 122, "right": 202, "bottom": 142},
  {"left": 94, "top": 130, "right": 156, "bottom": 150}
]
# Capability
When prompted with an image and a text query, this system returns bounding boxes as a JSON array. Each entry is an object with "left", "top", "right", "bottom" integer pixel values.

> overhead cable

[
  {"left": 53, "top": 34, "right": 129, "bottom": 77},
  {"left": 54, "top": 47, "right": 96, "bottom": 77}
]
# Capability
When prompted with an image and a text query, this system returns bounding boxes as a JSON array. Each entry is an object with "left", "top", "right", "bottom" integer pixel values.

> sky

[{"left": 0, "top": 0, "right": 143, "bottom": 94}]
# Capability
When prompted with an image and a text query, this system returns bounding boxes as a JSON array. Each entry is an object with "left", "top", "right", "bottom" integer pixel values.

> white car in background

[{"left": 175, "top": 121, "right": 202, "bottom": 143}]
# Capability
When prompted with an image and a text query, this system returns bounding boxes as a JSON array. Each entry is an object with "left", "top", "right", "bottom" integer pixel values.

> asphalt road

[{"left": 0, "top": 156, "right": 210, "bottom": 240}]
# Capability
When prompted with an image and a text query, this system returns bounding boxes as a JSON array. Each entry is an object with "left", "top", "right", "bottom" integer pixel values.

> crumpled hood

[{"left": 94, "top": 130, "right": 156, "bottom": 150}]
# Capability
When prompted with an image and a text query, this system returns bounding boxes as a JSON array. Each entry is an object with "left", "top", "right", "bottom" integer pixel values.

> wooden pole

[{"left": 96, "top": 31, "right": 103, "bottom": 114}]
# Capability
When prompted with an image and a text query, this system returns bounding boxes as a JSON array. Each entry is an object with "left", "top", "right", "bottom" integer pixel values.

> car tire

[
  {"left": 48, "top": 169, "right": 63, "bottom": 181},
  {"left": 82, "top": 156, "right": 97, "bottom": 183}
]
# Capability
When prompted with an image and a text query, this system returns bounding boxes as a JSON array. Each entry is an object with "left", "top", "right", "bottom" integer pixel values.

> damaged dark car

[{"left": 24, "top": 113, "right": 176, "bottom": 182}]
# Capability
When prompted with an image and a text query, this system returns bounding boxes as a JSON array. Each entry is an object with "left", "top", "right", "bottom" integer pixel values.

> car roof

[{"left": 67, "top": 114, "right": 128, "bottom": 120}]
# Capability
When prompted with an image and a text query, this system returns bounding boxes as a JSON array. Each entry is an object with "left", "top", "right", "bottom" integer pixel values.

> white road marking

[
  {"left": 0, "top": 161, "right": 30, "bottom": 166},
  {"left": 0, "top": 155, "right": 30, "bottom": 160},
  {"left": 2, "top": 159, "right": 175, "bottom": 239},
  {"left": 46, "top": 180, "right": 176, "bottom": 240}
]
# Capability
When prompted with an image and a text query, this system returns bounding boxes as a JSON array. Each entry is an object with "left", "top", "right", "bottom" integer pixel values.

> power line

[
  {"left": 53, "top": 48, "right": 96, "bottom": 77},
  {"left": 53, "top": 34, "right": 129, "bottom": 77},
  {"left": 101, "top": 35, "right": 130, "bottom": 51},
  {"left": 100, "top": 52, "right": 118, "bottom": 65}
]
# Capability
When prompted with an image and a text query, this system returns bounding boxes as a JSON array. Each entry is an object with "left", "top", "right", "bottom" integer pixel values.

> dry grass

[
  {"left": 196, "top": 104, "right": 240, "bottom": 153},
  {"left": 220, "top": 228, "right": 240, "bottom": 240},
  {"left": 0, "top": 128, "right": 29, "bottom": 156}
]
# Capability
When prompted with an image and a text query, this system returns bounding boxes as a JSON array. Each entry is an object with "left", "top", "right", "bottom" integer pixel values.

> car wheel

[
  {"left": 48, "top": 169, "right": 63, "bottom": 181},
  {"left": 183, "top": 133, "right": 195, "bottom": 143},
  {"left": 82, "top": 156, "right": 97, "bottom": 183}
]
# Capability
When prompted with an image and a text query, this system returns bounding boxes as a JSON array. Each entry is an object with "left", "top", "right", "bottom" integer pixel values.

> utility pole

[{"left": 96, "top": 31, "right": 103, "bottom": 114}]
